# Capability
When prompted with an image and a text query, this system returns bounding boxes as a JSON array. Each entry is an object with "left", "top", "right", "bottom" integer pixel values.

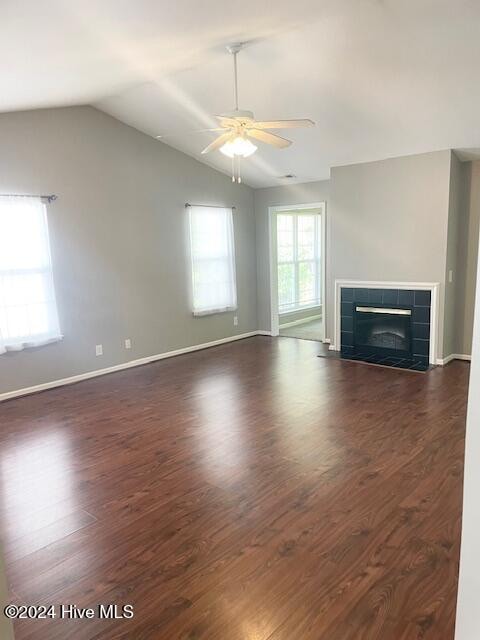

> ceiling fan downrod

[
  {"left": 226, "top": 43, "right": 243, "bottom": 112},
  {"left": 226, "top": 45, "right": 246, "bottom": 184}
]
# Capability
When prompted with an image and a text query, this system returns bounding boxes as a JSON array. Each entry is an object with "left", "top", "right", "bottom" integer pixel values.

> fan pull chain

[{"left": 230, "top": 156, "right": 243, "bottom": 184}]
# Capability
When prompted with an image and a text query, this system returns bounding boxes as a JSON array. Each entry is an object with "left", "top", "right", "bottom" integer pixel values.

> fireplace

[
  {"left": 338, "top": 285, "right": 433, "bottom": 371},
  {"left": 353, "top": 304, "right": 412, "bottom": 359}
]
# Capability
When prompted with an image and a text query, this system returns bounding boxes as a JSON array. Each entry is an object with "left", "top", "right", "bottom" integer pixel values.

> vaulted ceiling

[{"left": 3, "top": 0, "right": 480, "bottom": 187}]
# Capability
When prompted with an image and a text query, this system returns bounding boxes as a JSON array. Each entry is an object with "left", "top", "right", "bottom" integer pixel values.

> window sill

[
  {"left": 279, "top": 303, "right": 322, "bottom": 316},
  {"left": 193, "top": 307, "right": 237, "bottom": 317},
  {"left": 0, "top": 335, "right": 63, "bottom": 355}
]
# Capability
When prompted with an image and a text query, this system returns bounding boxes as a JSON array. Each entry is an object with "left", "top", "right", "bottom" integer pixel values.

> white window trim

[
  {"left": 279, "top": 302, "right": 322, "bottom": 316},
  {"left": 268, "top": 202, "right": 327, "bottom": 340},
  {"left": 193, "top": 305, "right": 237, "bottom": 317}
]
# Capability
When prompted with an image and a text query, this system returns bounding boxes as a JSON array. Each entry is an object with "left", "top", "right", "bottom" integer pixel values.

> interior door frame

[{"left": 268, "top": 201, "right": 327, "bottom": 340}]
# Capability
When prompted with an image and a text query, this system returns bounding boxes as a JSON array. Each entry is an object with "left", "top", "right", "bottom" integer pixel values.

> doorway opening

[{"left": 269, "top": 203, "right": 326, "bottom": 342}]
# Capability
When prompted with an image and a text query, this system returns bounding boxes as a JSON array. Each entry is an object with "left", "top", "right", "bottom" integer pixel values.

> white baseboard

[
  {"left": 323, "top": 338, "right": 331, "bottom": 344},
  {"left": 0, "top": 331, "right": 266, "bottom": 403},
  {"left": 8, "top": 331, "right": 467, "bottom": 403},
  {"left": 436, "top": 353, "right": 472, "bottom": 366},
  {"left": 327, "top": 346, "right": 471, "bottom": 367},
  {"left": 279, "top": 314, "right": 322, "bottom": 330}
]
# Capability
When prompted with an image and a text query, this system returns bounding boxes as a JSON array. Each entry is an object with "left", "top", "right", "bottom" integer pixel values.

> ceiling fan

[{"left": 157, "top": 43, "right": 315, "bottom": 182}]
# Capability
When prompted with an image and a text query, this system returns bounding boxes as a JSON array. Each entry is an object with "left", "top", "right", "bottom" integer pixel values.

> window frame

[
  {"left": 188, "top": 206, "right": 238, "bottom": 317},
  {"left": 277, "top": 211, "right": 322, "bottom": 315},
  {"left": 0, "top": 196, "right": 62, "bottom": 354}
]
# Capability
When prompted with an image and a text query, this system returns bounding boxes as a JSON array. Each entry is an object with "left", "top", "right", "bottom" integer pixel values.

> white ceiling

[{"left": 3, "top": 0, "right": 480, "bottom": 187}]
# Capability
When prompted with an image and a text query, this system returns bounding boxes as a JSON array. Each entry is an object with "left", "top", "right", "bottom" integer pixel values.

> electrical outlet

[
  {"left": 95, "top": 344, "right": 103, "bottom": 356},
  {"left": 449, "top": 270, "right": 454, "bottom": 283},
  {"left": 233, "top": 316, "right": 238, "bottom": 326},
  {"left": 125, "top": 338, "right": 132, "bottom": 349}
]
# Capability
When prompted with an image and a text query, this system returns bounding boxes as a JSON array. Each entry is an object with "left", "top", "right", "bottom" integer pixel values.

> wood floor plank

[{"left": 0, "top": 336, "right": 469, "bottom": 639}]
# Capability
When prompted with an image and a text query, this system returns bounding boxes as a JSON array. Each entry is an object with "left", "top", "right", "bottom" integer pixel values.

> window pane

[
  {"left": 0, "top": 197, "right": 61, "bottom": 352},
  {"left": 190, "top": 209, "right": 229, "bottom": 259},
  {"left": 297, "top": 215, "right": 315, "bottom": 260},
  {"left": 1, "top": 273, "right": 47, "bottom": 307},
  {"left": 277, "top": 215, "right": 294, "bottom": 262},
  {"left": 278, "top": 263, "right": 295, "bottom": 309},
  {"left": 298, "top": 261, "right": 316, "bottom": 304},
  {"left": 189, "top": 206, "right": 237, "bottom": 315},
  {"left": 26, "top": 303, "right": 49, "bottom": 336},
  {"left": 5, "top": 306, "right": 30, "bottom": 340},
  {"left": 192, "top": 258, "right": 231, "bottom": 305},
  {"left": 276, "top": 211, "right": 321, "bottom": 313}
]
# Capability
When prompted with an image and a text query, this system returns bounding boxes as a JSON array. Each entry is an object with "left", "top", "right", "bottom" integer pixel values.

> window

[
  {"left": 277, "top": 211, "right": 322, "bottom": 313},
  {"left": 189, "top": 206, "right": 237, "bottom": 316},
  {"left": 0, "top": 196, "right": 62, "bottom": 354}
]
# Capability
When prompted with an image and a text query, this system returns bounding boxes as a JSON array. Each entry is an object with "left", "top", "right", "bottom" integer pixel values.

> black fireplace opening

[
  {"left": 340, "top": 287, "right": 431, "bottom": 371},
  {"left": 353, "top": 303, "right": 413, "bottom": 359}
]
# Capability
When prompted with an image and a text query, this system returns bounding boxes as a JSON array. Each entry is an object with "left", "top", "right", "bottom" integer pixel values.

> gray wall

[
  {"left": 1, "top": 107, "right": 478, "bottom": 396},
  {"left": 0, "top": 545, "right": 13, "bottom": 639},
  {"left": 329, "top": 151, "right": 451, "bottom": 357},
  {"left": 0, "top": 106, "right": 257, "bottom": 395},
  {"left": 455, "top": 235, "right": 480, "bottom": 640},
  {"left": 459, "top": 161, "right": 480, "bottom": 355},
  {"left": 443, "top": 155, "right": 480, "bottom": 358},
  {"left": 444, "top": 152, "right": 467, "bottom": 357},
  {"left": 255, "top": 151, "right": 455, "bottom": 359}
]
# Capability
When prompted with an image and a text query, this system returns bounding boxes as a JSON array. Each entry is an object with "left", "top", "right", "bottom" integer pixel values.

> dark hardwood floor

[{"left": 0, "top": 336, "right": 469, "bottom": 639}]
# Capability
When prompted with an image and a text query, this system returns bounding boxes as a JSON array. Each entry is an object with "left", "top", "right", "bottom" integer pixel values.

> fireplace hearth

[{"left": 340, "top": 287, "right": 431, "bottom": 371}]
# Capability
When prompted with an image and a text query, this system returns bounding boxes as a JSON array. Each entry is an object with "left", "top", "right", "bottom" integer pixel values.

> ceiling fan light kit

[{"left": 219, "top": 135, "right": 257, "bottom": 158}]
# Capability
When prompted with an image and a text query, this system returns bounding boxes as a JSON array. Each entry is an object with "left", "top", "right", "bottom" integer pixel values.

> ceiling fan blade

[
  {"left": 252, "top": 119, "right": 315, "bottom": 130},
  {"left": 247, "top": 129, "right": 292, "bottom": 148},
  {"left": 156, "top": 128, "right": 224, "bottom": 139},
  {"left": 215, "top": 115, "right": 240, "bottom": 127},
  {"left": 201, "top": 132, "right": 233, "bottom": 154}
]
